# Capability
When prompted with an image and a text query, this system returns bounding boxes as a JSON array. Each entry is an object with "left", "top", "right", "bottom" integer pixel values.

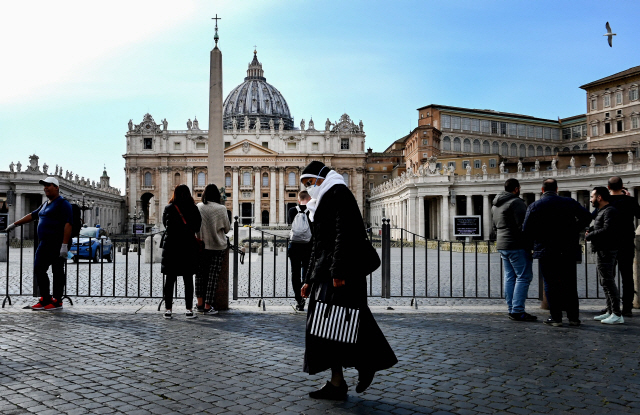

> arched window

[
  {"left": 262, "top": 173, "right": 269, "bottom": 187},
  {"left": 582, "top": 144, "right": 588, "bottom": 150},
  {"left": 553, "top": 147, "right": 559, "bottom": 153},
  {"left": 174, "top": 173, "right": 181, "bottom": 187},
  {"left": 288, "top": 172, "right": 296, "bottom": 186},
  {"left": 572, "top": 145, "right": 581, "bottom": 151},
  {"left": 197, "top": 172, "right": 205, "bottom": 187},
  {"left": 342, "top": 173, "right": 350, "bottom": 187},
  {"left": 501, "top": 143, "right": 508, "bottom": 155},
  {"left": 510, "top": 143, "right": 517, "bottom": 156},
  {"left": 225, "top": 174, "right": 231, "bottom": 188},
  {"left": 492, "top": 141, "right": 499, "bottom": 154},
  {"left": 443, "top": 136, "right": 451, "bottom": 151},
  {"left": 537, "top": 146, "right": 543, "bottom": 156},
  {"left": 453, "top": 137, "right": 461, "bottom": 152},
  {"left": 528, "top": 145, "right": 535, "bottom": 157},
  {"left": 473, "top": 139, "right": 480, "bottom": 153},
  {"left": 243, "top": 171, "right": 250, "bottom": 186},
  {"left": 519, "top": 144, "right": 526, "bottom": 157},
  {"left": 463, "top": 138, "right": 471, "bottom": 152},
  {"left": 545, "top": 147, "right": 551, "bottom": 156},
  {"left": 482, "top": 141, "right": 490, "bottom": 154},
  {"left": 144, "top": 172, "right": 152, "bottom": 186}
]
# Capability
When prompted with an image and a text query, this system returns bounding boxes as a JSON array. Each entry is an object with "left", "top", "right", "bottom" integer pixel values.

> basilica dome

[{"left": 223, "top": 51, "right": 294, "bottom": 131}]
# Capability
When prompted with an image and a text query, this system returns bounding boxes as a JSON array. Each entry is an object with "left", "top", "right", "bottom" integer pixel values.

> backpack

[
  {"left": 289, "top": 206, "right": 312, "bottom": 243},
  {"left": 71, "top": 203, "right": 82, "bottom": 238}
]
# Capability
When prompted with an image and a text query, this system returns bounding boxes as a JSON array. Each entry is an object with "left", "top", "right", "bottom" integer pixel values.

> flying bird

[{"left": 604, "top": 22, "right": 616, "bottom": 47}]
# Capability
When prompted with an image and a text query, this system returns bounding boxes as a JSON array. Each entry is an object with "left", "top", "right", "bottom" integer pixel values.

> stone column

[
  {"left": 482, "top": 194, "right": 491, "bottom": 241},
  {"left": 129, "top": 167, "right": 138, "bottom": 225},
  {"left": 355, "top": 167, "right": 364, "bottom": 214},
  {"left": 441, "top": 194, "right": 450, "bottom": 241},
  {"left": 269, "top": 167, "right": 277, "bottom": 226},
  {"left": 254, "top": 167, "right": 261, "bottom": 225},
  {"left": 232, "top": 167, "right": 239, "bottom": 221},
  {"left": 159, "top": 167, "right": 169, "bottom": 227},
  {"left": 466, "top": 194, "right": 473, "bottom": 215},
  {"left": 278, "top": 167, "right": 285, "bottom": 225},
  {"left": 185, "top": 167, "right": 193, "bottom": 192},
  {"left": 535, "top": 192, "right": 541, "bottom": 201},
  {"left": 418, "top": 196, "right": 425, "bottom": 237},
  {"left": 13, "top": 192, "right": 23, "bottom": 225},
  {"left": 407, "top": 195, "right": 416, "bottom": 234},
  {"left": 571, "top": 191, "right": 578, "bottom": 203}
]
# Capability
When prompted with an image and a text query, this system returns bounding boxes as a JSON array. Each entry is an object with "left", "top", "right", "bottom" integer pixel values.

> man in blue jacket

[{"left": 523, "top": 179, "right": 592, "bottom": 327}]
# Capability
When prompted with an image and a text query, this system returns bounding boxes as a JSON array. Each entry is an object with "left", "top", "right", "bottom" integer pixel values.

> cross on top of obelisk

[{"left": 212, "top": 14, "right": 221, "bottom": 45}]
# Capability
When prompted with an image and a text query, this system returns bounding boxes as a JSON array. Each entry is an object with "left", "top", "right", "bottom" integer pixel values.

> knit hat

[{"left": 300, "top": 161, "right": 329, "bottom": 180}]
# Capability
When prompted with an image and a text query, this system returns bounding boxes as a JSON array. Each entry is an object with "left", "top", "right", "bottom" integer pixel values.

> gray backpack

[{"left": 289, "top": 206, "right": 312, "bottom": 243}]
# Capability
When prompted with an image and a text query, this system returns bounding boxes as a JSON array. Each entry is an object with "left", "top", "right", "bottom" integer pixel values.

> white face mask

[{"left": 306, "top": 183, "right": 321, "bottom": 199}]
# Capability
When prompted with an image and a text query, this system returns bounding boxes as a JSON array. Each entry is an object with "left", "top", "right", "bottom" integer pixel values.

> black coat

[
  {"left": 609, "top": 195, "right": 640, "bottom": 242},
  {"left": 161, "top": 202, "right": 202, "bottom": 275},
  {"left": 586, "top": 204, "right": 621, "bottom": 252},
  {"left": 522, "top": 192, "right": 592, "bottom": 258},
  {"left": 305, "top": 184, "right": 372, "bottom": 284}
]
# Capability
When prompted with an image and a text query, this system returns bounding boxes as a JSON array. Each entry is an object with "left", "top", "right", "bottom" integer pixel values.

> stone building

[
  {"left": 0, "top": 154, "right": 125, "bottom": 238},
  {"left": 123, "top": 51, "right": 367, "bottom": 229}
]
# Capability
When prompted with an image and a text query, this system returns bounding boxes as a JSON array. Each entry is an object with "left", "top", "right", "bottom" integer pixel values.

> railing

[{"left": 1, "top": 216, "right": 621, "bottom": 308}]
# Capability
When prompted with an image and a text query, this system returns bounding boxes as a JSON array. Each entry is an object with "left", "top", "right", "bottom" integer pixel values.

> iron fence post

[{"left": 233, "top": 216, "right": 238, "bottom": 300}]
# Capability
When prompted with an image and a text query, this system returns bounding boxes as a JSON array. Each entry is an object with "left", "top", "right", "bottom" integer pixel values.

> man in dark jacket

[
  {"left": 607, "top": 176, "right": 640, "bottom": 316},
  {"left": 586, "top": 187, "right": 624, "bottom": 324},
  {"left": 523, "top": 179, "right": 592, "bottom": 327},
  {"left": 492, "top": 178, "right": 536, "bottom": 322}
]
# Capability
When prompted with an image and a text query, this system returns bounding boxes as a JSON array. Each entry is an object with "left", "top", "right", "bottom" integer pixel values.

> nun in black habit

[{"left": 300, "top": 161, "right": 397, "bottom": 400}]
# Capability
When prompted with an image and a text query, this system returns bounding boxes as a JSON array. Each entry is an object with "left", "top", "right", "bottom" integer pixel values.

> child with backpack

[{"left": 288, "top": 190, "right": 312, "bottom": 311}]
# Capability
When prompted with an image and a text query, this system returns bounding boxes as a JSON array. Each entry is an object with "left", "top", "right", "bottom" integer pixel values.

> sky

[{"left": 2, "top": 0, "right": 639, "bottom": 191}]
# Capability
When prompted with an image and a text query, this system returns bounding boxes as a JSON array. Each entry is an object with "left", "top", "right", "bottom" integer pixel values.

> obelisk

[
  {"left": 208, "top": 15, "right": 229, "bottom": 310},
  {"left": 208, "top": 15, "right": 224, "bottom": 186}
]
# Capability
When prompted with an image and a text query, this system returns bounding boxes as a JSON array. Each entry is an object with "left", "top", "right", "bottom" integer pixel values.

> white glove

[
  {"left": 60, "top": 244, "right": 69, "bottom": 258},
  {"left": 5, "top": 223, "right": 16, "bottom": 232}
]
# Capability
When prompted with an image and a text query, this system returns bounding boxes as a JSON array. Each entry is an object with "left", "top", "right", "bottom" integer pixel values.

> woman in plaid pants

[{"left": 196, "top": 184, "right": 231, "bottom": 314}]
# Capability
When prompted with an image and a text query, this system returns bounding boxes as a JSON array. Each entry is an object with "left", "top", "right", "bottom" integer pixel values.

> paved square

[{"left": 1, "top": 305, "right": 639, "bottom": 414}]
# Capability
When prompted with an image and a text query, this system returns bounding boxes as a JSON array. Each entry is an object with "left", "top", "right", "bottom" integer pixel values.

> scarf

[{"left": 305, "top": 170, "right": 346, "bottom": 222}]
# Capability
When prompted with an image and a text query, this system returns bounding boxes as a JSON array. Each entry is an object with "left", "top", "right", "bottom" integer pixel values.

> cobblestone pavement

[{"left": 1, "top": 305, "right": 640, "bottom": 414}]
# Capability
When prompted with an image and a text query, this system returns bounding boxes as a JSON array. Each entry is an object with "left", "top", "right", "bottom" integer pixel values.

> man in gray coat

[{"left": 492, "top": 178, "right": 536, "bottom": 321}]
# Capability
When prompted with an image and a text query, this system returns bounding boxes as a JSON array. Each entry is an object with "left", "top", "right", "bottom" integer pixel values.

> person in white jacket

[{"left": 195, "top": 184, "right": 230, "bottom": 314}]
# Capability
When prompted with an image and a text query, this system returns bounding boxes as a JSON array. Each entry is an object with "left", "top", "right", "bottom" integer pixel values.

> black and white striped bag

[{"left": 309, "top": 301, "right": 360, "bottom": 344}]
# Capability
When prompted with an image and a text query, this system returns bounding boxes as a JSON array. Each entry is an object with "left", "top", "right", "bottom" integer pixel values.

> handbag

[
  {"left": 361, "top": 233, "right": 381, "bottom": 275},
  {"left": 174, "top": 204, "right": 204, "bottom": 253},
  {"left": 309, "top": 287, "right": 360, "bottom": 344}
]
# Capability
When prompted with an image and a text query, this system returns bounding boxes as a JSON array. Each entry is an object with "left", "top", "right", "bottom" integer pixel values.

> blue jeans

[{"left": 499, "top": 249, "right": 533, "bottom": 314}]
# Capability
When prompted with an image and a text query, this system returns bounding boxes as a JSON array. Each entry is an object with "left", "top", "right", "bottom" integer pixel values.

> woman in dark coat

[
  {"left": 161, "top": 184, "right": 202, "bottom": 319},
  {"left": 300, "top": 161, "right": 397, "bottom": 400}
]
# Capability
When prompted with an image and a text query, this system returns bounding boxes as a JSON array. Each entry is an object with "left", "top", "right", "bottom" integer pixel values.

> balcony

[
  {"left": 285, "top": 185, "right": 299, "bottom": 191},
  {"left": 240, "top": 185, "right": 253, "bottom": 191},
  {"left": 141, "top": 185, "right": 155, "bottom": 191}
]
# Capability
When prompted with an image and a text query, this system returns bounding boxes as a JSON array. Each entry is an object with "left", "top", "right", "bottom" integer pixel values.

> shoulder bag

[{"left": 174, "top": 204, "right": 205, "bottom": 253}]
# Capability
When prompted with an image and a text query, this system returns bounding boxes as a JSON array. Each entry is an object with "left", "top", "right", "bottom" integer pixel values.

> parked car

[{"left": 69, "top": 225, "right": 113, "bottom": 262}]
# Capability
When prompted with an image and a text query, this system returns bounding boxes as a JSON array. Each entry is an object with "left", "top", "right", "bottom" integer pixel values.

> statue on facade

[
  {"left": 590, "top": 154, "right": 596, "bottom": 167},
  {"left": 54, "top": 165, "right": 58, "bottom": 175},
  {"left": 268, "top": 118, "right": 274, "bottom": 132},
  {"left": 27, "top": 154, "right": 39, "bottom": 172},
  {"left": 466, "top": 164, "right": 472, "bottom": 175},
  {"left": 551, "top": 158, "right": 557, "bottom": 170},
  {"left": 128, "top": 119, "right": 133, "bottom": 131},
  {"left": 517, "top": 160, "right": 523, "bottom": 172},
  {"left": 628, "top": 150, "right": 634, "bottom": 163},
  {"left": 570, "top": 156, "right": 575, "bottom": 168},
  {"left": 192, "top": 117, "right": 199, "bottom": 130},
  {"left": 417, "top": 165, "right": 424, "bottom": 176},
  {"left": 607, "top": 152, "right": 613, "bottom": 166},
  {"left": 162, "top": 118, "right": 168, "bottom": 131},
  {"left": 16, "top": 161, "right": 22, "bottom": 172},
  {"left": 75, "top": 174, "right": 79, "bottom": 183},
  {"left": 255, "top": 117, "right": 261, "bottom": 132},
  {"left": 308, "top": 118, "right": 314, "bottom": 130},
  {"left": 406, "top": 166, "right": 413, "bottom": 177},
  {"left": 9, "top": 161, "right": 14, "bottom": 172},
  {"left": 325, "top": 118, "right": 331, "bottom": 131},
  {"left": 92, "top": 180, "right": 96, "bottom": 188},
  {"left": 359, "top": 120, "right": 363, "bottom": 132},
  {"left": 43, "top": 163, "right": 48, "bottom": 174},
  {"left": 534, "top": 159, "right": 540, "bottom": 171},
  {"left": 482, "top": 164, "right": 487, "bottom": 175},
  {"left": 279, "top": 118, "right": 284, "bottom": 135},
  {"left": 499, "top": 161, "right": 505, "bottom": 173},
  {"left": 232, "top": 117, "right": 238, "bottom": 131},
  {"left": 300, "top": 119, "right": 305, "bottom": 131},
  {"left": 244, "top": 115, "right": 250, "bottom": 133},
  {"left": 448, "top": 164, "right": 455, "bottom": 175},
  {"left": 187, "top": 118, "right": 193, "bottom": 130}
]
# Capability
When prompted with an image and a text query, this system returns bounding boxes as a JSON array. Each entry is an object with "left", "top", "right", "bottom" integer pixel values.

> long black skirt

[{"left": 303, "top": 278, "right": 398, "bottom": 375}]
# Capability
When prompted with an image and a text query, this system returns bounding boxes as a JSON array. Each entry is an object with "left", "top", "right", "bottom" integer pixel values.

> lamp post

[
  {"left": 73, "top": 192, "right": 95, "bottom": 226},
  {"left": 129, "top": 206, "right": 143, "bottom": 235}
]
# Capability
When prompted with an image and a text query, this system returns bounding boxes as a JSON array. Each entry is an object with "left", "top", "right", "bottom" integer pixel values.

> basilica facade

[{"left": 123, "top": 51, "right": 367, "bottom": 229}]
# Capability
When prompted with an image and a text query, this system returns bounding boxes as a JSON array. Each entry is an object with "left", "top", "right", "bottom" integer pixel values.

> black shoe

[
  {"left": 295, "top": 301, "right": 305, "bottom": 312},
  {"left": 543, "top": 318, "right": 562, "bottom": 327},
  {"left": 600, "top": 307, "right": 608, "bottom": 314},
  {"left": 356, "top": 370, "right": 375, "bottom": 393},
  {"left": 196, "top": 305, "right": 205, "bottom": 313},
  {"left": 309, "top": 380, "right": 348, "bottom": 400},
  {"left": 509, "top": 312, "right": 538, "bottom": 322},
  {"left": 622, "top": 309, "right": 633, "bottom": 318},
  {"left": 202, "top": 306, "right": 218, "bottom": 315},
  {"left": 569, "top": 320, "right": 582, "bottom": 327}
]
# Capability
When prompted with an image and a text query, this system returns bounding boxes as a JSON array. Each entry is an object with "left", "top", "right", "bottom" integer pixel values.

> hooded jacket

[
  {"left": 585, "top": 204, "right": 621, "bottom": 252},
  {"left": 491, "top": 191, "right": 527, "bottom": 250}
]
